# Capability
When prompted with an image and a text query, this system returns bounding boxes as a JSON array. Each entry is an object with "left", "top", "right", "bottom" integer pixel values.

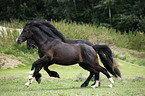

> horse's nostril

[{"left": 17, "top": 39, "right": 22, "bottom": 44}]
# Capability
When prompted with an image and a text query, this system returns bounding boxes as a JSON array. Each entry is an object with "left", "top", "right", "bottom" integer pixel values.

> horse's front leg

[
  {"left": 43, "top": 63, "right": 60, "bottom": 78},
  {"left": 34, "top": 62, "right": 60, "bottom": 85},
  {"left": 24, "top": 55, "right": 49, "bottom": 88}
]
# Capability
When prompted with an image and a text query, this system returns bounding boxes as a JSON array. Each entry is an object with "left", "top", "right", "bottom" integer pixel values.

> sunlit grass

[{"left": 0, "top": 61, "right": 145, "bottom": 96}]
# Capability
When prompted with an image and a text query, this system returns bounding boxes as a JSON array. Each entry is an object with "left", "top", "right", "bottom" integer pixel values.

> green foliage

[
  {"left": 112, "top": 0, "right": 145, "bottom": 32},
  {"left": 1, "top": 0, "right": 145, "bottom": 33}
]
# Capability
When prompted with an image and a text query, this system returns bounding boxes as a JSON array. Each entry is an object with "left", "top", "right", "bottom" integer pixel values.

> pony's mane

[{"left": 27, "top": 19, "right": 66, "bottom": 42}]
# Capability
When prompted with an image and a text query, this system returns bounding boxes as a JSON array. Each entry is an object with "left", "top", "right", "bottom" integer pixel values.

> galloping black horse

[
  {"left": 25, "top": 19, "right": 121, "bottom": 87},
  {"left": 16, "top": 22, "right": 117, "bottom": 88}
]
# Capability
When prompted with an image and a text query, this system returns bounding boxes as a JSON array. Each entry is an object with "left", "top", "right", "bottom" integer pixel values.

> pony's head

[
  {"left": 25, "top": 19, "right": 66, "bottom": 49},
  {"left": 16, "top": 24, "right": 34, "bottom": 44}
]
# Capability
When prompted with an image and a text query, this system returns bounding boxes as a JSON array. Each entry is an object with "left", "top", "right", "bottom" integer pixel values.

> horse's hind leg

[
  {"left": 79, "top": 63, "right": 97, "bottom": 88},
  {"left": 81, "top": 72, "right": 100, "bottom": 88},
  {"left": 91, "top": 72, "right": 100, "bottom": 88},
  {"left": 100, "top": 66, "right": 114, "bottom": 88},
  {"left": 93, "top": 65, "right": 114, "bottom": 88},
  {"left": 79, "top": 63, "right": 114, "bottom": 88},
  {"left": 81, "top": 72, "right": 93, "bottom": 87}
]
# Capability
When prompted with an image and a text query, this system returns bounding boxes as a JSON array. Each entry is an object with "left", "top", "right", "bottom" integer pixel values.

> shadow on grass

[{"left": 23, "top": 85, "right": 108, "bottom": 91}]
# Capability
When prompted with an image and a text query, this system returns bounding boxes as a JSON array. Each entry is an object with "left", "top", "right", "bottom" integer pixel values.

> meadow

[
  {"left": 0, "top": 60, "right": 145, "bottom": 96},
  {"left": 0, "top": 19, "right": 145, "bottom": 96}
]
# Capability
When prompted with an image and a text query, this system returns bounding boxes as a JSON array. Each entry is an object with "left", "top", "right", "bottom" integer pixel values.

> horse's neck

[{"left": 33, "top": 31, "right": 53, "bottom": 47}]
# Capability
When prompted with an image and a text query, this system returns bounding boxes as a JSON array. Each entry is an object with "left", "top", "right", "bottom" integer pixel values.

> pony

[
  {"left": 25, "top": 19, "right": 121, "bottom": 87},
  {"left": 16, "top": 22, "right": 118, "bottom": 88}
]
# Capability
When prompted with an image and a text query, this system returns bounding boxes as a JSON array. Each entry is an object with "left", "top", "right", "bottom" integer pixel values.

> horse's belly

[
  {"left": 53, "top": 56, "right": 79, "bottom": 65},
  {"left": 53, "top": 45, "right": 81, "bottom": 65}
]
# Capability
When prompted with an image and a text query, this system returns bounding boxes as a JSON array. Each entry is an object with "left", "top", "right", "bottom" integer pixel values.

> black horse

[
  {"left": 16, "top": 22, "right": 117, "bottom": 88},
  {"left": 25, "top": 19, "right": 121, "bottom": 87}
]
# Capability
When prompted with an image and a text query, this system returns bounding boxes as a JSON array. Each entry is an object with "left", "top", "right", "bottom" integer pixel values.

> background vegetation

[
  {"left": 0, "top": 1, "right": 145, "bottom": 95},
  {"left": 0, "top": 20, "right": 145, "bottom": 67},
  {"left": 0, "top": 0, "right": 145, "bottom": 33}
]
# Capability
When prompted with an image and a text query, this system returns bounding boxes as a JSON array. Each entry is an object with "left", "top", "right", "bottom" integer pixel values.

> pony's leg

[
  {"left": 24, "top": 56, "right": 48, "bottom": 88},
  {"left": 81, "top": 72, "right": 93, "bottom": 87},
  {"left": 79, "top": 63, "right": 114, "bottom": 88},
  {"left": 43, "top": 63, "right": 60, "bottom": 78},
  {"left": 31, "top": 63, "right": 42, "bottom": 84},
  {"left": 34, "top": 63, "right": 60, "bottom": 84},
  {"left": 91, "top": 66, "right": 114, "bottom": 88},
  {"left": 80, "top": 72, "right": 101, "bottom": 87},
  {"left": 91, "top": 72, "right": 100, "bottom": 88},
  {"left": 79, "top": 63, "right": 97, "bottom": 88},
  {"left": 24, "top": 64, "right": 44, "bottom": 88},
  {"left": 99, "top": 66, "right": 114, "bottom": 88}
]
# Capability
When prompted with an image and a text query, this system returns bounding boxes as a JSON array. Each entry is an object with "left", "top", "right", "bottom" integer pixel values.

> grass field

[
  {"left": 0, "top": 19, "right": 145, "bottom": 96},
  {"left": 0, "top": 59, "right": 145, "bottom": 96}
]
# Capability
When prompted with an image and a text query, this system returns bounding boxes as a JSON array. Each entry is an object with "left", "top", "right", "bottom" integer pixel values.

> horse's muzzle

[{"left": 16, "top": 39, "right": 23, "bottom": 44}]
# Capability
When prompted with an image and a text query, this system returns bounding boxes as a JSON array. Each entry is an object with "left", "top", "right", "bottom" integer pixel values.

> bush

[{"left": 0, "top": 0, "right": 145, "bottom": 33}]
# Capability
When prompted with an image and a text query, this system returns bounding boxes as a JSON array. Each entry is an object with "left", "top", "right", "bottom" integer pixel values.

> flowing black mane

[
  {"left": 26, "top": 19, "right": 67, "bottom": 49},
  {"left": 28, "top": 19, "right": 66, "bottom": 42}
]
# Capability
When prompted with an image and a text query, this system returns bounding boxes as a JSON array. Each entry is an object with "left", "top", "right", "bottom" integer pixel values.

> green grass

[
  {"left": 0, "top": 60, "right": 145, "bottom": 96},
  {"left": 0, "top": 20, "right": 145, "bottom": 95}
]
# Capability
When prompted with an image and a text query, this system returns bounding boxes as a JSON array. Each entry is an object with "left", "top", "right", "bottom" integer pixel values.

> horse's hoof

[
  {"left": 91, "top": 82, "right": 100, "bottom": 88},
  {"left": 80, "top": 83, "right": 88, "bottom": 88},
  {"left": 91, "top": 85, "right": 97, "bottom": 88},
  {"left": 37, "top": 78, "right": 41, "bottom": 84},
  {"left": 108, "top": 84, "right": 113, "bottom": 88},
  {"left": 50, "top": 71, "right": 60, "bottom": 78}
]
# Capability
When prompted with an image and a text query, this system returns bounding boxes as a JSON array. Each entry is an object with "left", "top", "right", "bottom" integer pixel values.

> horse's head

[{"left": 16, "top": 24, "right": 34, "bottom": 44}]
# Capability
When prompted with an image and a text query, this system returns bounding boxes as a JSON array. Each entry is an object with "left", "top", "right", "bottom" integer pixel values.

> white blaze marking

[{"left": 16, "top": 28, "right": 23, "bottom": 42}]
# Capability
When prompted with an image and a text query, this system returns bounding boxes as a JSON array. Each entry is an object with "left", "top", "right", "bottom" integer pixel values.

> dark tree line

[{"left": 0, "top": 0, "right": 145, "bottom": 33}]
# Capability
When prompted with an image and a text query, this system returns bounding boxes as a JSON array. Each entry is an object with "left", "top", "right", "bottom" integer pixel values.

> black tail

[{"left": 92, "top": 45, "right": 121, "bottom": 78}]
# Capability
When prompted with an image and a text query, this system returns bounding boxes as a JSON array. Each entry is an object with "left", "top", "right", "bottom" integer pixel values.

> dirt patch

[{"left": 0, "top": 54, "right": 25, "bottom": 69}]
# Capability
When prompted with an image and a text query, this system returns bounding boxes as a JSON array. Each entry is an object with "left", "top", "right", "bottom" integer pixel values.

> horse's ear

[
  {"left": 29, "top": 24, "right": 36, "bottom": 28},
  {"left": 32, "top": 22, "right": 41, "bottom": 27}
]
